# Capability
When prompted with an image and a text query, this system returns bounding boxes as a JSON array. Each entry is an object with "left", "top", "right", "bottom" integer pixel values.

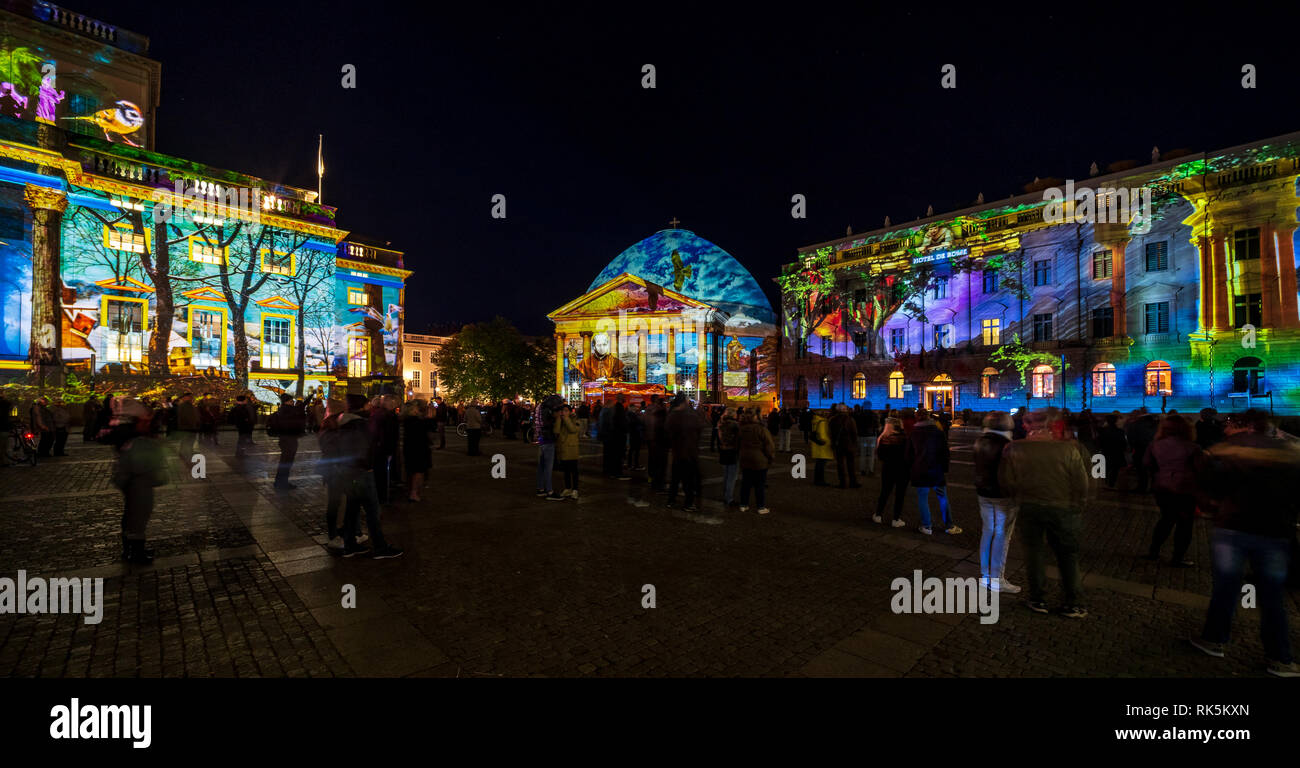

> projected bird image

[{"left": 64, "top": 99, "right": 144, "bottom": 146}]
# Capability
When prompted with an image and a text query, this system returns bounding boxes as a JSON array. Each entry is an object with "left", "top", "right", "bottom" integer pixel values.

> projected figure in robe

[{"left": 576, "top": 332, "right": 625, "bottom": 381}]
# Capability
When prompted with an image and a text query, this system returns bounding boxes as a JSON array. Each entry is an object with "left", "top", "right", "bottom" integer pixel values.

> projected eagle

[{"left": 670, "top": 249, "right": 692, "bottom": 292}]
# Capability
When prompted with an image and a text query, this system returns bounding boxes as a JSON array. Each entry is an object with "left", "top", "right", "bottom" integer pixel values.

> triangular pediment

[
  {"left": 95, "top": 275, "right": 155, "bottom": 293},
  {"left": 548, "top": 272, "right": 713, "bottom": 319},
  {"left": 255, "top": 295, "right": 300, "bottom": 311},
  {"left": 182, "top": 287, "right": 227, "bottom": 302}
]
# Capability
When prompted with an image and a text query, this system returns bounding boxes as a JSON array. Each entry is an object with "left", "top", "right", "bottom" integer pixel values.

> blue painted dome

[{"left": 588, "top": 229, "right": 776, "bottom": 326}]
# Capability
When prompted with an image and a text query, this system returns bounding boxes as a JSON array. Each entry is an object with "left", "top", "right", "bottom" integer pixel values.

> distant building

[{"left": 402, "top": 332, "right": 450, "bottom": 399}]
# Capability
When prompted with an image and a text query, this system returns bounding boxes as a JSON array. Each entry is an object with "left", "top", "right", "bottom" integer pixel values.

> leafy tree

[
  {"left": 431, "top": 317, "right": 554, "bottom": 403},
  {"left": 988, "top": 333, "right": 1066, "bottom": 385}
]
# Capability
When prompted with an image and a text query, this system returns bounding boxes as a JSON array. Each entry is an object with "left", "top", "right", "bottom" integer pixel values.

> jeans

[
  {"left": 978, "top": 496, "right": 1018, "bottom": 582},
  {"left": 1150, "top": 489, "right": 1195, "bottom": 561},
  {"left": 1201, "top": 528, "right": 1293, "bottom": 663},
  {"left": 1020, "top": 503, "right": 1084, "bottom": 606},
  {"left": 668, "top": 458, "right": 699, "bottom": 507},
  {"left": 876, "top": 467, "right": 908, "bottom": 520},
  {"left": 778, "top": 429, "right": 791, "bottom": 451},
  {"left": 343, "top": 472, "right": 387, "bottom": 550},
  {"left": 740, "top": 468, "right": 767, "bottom": 508},
  {"left": 721, "top": 462, "right": 738, "bottom": 503},
  {"left": 373, "top": 451, "right": 393, "bottom": 503},
  {"left": 858, "top": 435, "right": 876, "bottom": 474},
  {"left": 275, "top": 435, "right": 299, "bottom": 487},
  {"left": 915, "top": 486, "right": 952, "bottom": 528},
  {"left": 536, "top": 442, "right": 556, "bottom": 493}
]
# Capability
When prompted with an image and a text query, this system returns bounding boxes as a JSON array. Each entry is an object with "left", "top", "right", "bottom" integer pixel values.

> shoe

[
  {"left": 994, "top": 579, "right": 1021, "bottom": 594},
  {"left": 545, "top": 492, "right": 565, "bottom": 501},
  {"left": 616, "top": 475, "right": 631, "bottom": 480},
  {"left": 370, "top": 546, "right": 404, "bottom": 560},
  {"left": 1172, "top": 559, "right": 1195, "bottom": 568},
  {"left": 1266, "top": 660, "right": 1300, "bottom": 678},
  {"left": 629, "top": 498, "right": 650, "bottom": 507},
  {"left": 536, "top": 490, "right": 547, "bottom": 498},
  {"left": 356, "top": 534, "right": 370, "bottom": 546},
  {"left": 326, "top": 536, "right": 345, "bottom": 551},
  {"left": 682, "top": 505, "right": 698, "bottom": 513},
  {"left": 918, "top": 526, "right": 933, "bottom": 535},
  {"left": 1188, "top": 637, "right": 1225, "bottom": 658},
  {"left": 890, "top": 519, "right": 906, "bottom": 528},
  {"left": 343, "top": 542, "right": 372, "bottom": 558},
  {"left": 559, "top": 489, "right": 573, "bottom": 498},
  {"left": 570, "top": 490, "right": 579, "bottom": 500},
  {"left": 125, "top": 540, "right": 154, "bottom": 565},
  {"left": 871, "top": 514, "right": 882, "bottom": 524},
  {"left": 1061, "top": 605, "right": 1088, "bottom": 619},
  {"left": 757, "top": 508, "right": 770, "bottom": 515},
  {"left": 1027, "top": 601, "right": 1050, "bottom": 614},
  {"left": 739, "top": 506, "right": 749, "bottom": 512},
  {"left": 945, "top": 525, "right": 963, "bottom": 535}
]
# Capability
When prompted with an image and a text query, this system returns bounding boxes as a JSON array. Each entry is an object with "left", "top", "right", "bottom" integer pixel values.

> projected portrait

[{"left": 576, "top": 331, "right": 624, "bottom": 381}]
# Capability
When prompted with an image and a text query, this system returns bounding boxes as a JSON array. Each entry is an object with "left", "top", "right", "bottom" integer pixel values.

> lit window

[
  {"left": 820, "top": 375, "right": 833, "bottom": 399},
  {"left": 981, "top": 318, "right": 1000, "bottom": 346},
  {"left": 1145, "top": 361, "right": 1172, "bottom": 396},
  {"left": 347, "top": 287, "right": 367, "bottom": 305},
  {"left": 261, "top": 249, "right": 294, "bottom": 276},
  {"left": 852, "top": 372, "right": 866, "bottom": 399},
  {"left": 412, "top": 349, "right": 421, "bottom": 363},
  {"left": 348, "top": 337, "right": 369, "bottom": 378},
  {"left": 980, "top": 367, "right": 998, "bottom": 398},
  {"left": 1092, "top": 363, "right": 1117, "bottom": 397},
  {"left": 103, "top": 224, "right": 146, "bottom": 254},
  {"left": 104, "top": 298, "right": 145, "bottom": 363},
  {"left": 189, "top": 236, "right": 224, "bottom": 265},
  {"left": 889, "top": 328, "right": 905, "bottom": 352},
  {"left": 888, "top": 371, "right": 904, "bottom": 399},
  {"left": 262, "top": 316, "right": 292, "bottom": 369},
  {"left": 1032, "top": 364, "right": 1055, "bottom": 398},
  {"left": 191, "top": 307, "right": 224, "bottom": 368},
  {"left": 410, "top": 369, "right": 420, "bottom": 388}
]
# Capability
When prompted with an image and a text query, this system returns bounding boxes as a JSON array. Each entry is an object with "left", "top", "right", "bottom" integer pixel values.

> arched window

[
  {"left": 980, "top": 367, "right": 998, "bottom": 398},
  {"left": 1032, "top": 364, "right": 1055, "bottom": 398},
  {"left": 1092, "top": 362, "right": 1117, "bottom": 397},
  {"left": 1233, "top": 357, "right": 1264, "bottom": 395},
  {"left": 820, "top": 375, "right": 834, "bottom": 400},
  {"left": 1145, "top": 360, "right": 1172, "bottom": 396},
  {"left": 888, "top": 371, "right": 904, "bottom": 399},
  {"left": 852, "top": 372, "right": 866, "bottom": 399}
]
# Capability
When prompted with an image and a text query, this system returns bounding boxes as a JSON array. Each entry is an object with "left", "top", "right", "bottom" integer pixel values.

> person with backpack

[
  {"left": 535, "top": 394, "right": 565, "bottom": 501},
  {"left": 1142, "top": 414, "right": 1206, "bottom": 566},
  {"left": 268, "top": 393, "right": 307, "bottom": 490},
  {"left": 229, "top": 394, "right": 255, "bottom": 462},
  {"left": 556, "top": 403, "right": 582, "bottom": 499},
  {"left": 716, "top": 407, "right": 740, "bottom": 506}
]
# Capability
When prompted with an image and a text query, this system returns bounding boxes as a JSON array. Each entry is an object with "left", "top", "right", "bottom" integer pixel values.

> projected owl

[
  {"left": 669, "top": 249, "right": 692, "bottom": 292},
  {"left": 64, "top": 100, "right": 144, "bottom": 146}
]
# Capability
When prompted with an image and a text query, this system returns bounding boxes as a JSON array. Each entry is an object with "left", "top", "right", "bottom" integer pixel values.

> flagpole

[{"left": 317, "top": 134, "right": 324, "bottom": 203}]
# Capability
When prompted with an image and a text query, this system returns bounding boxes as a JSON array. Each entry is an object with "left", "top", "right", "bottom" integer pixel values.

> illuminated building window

[
  {"left": 191, "top": 307, "right": 224, "bottom": 368},
  {"left": 933, "top": 323, "right": 953, "bottom": 349},
  {"left": 348, "top": 337, "right": 370, "bottom": 378},
  {"left": 1234, "top": 293, "right": 1262, "bottom": 328},
  {"left": 1145, "top": 361, "right": 1172, "bottom": 396},
  {"left": 889, "top": 328, "right": 905, "bottom": 352},
  {"left": 104, "top": 297, "right": 146, "bottom": 363},
  {"left": 820, "top": 375, "right": 833, "bottom": 399},
  {"left": 980, "top": 367, "right": 998, "bottom": 398},
  {"left": 1032, "top": 313, "right": 1053, "bottom": 342},
  {"left": 1233, "top": 357, "right": 1264, "bottom": 395},
  {"left": 188, "top": 236, "right": 225, "bottom": 265},
  {"left": 261, "top": 316, "right": 292, "bottom": 369},
  {"left": 1144, "top": 302, "right": 1169, "bottom": 334},
  {"left": 821, "top": 335, "right": 831, "bottom": 357},
  {"left": 888, "top": 371, "right": 904, "bottom": 399},
  {"left": 982, "top": 270, "right": 998, "bottom": 293},
  {"left": 981, "top": 318, "right": 1000, "bottom": 346},
  {"left": 1092, "top": 363, "right": 1117, "bottom": 397},
  {"left": 930, "top": 277, "right": 948, "bottom": 300},
  {"left": 1031, "top": 365, "right": 1055, "bottom": 398},
  {"left": 1092, "top": 250, "right": 1113, "bottom": 279},
  {"left": 412, "top": 349, "right": 421, "bottom": 363},
  {"left": 1233, "top": 228, "right": 1260, "bottom": 261},
  {"left": 103, "top": 224, "right": 146, "bottom": 254},
  {"left": 261, "top": 248, "right": 295, "bottom": 276},
  {"left": 852, "top": 372, "right": 866, "bottom": 399},
  {"left": 1145, "top": 241, "right": 1169, "bottom": 271},
  {"left": 410, "top": 370, "right": 420, "bottom": 388},
  {"left": 1033, "top": 260, "right": 1051, "bottom": 286},
  {"left": 1092, "top": 306, "right": 1114, "bottom": 339},
  {"left": 347, "top": 287, "right": 367, "bottom": 305}
]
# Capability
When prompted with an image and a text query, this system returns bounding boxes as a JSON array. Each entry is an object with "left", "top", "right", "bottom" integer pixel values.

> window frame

[
  {"left": 1031, "top": 364, "right": 1055, "bottom": 398},
  {"left": 888, "top": 372, "right": 904, "bottom": 400},
  {"left": 851, "top": 372, "right": 866, "bottom": 400},
  {"left": 1033, "top": 259, "right": 1051, "bottom": 287},
  {"left": 1143, "top": 301, "right": 1170, "bottom": 335},
  {"left": 980, "top": 318, "right": 1000, "bottom": 346},
  {"left": 1092, "top": 249, "right": 1113, "bottom": 279},
  {"left": 1144, "top": 361, "right": 1172, "bottom": 396},
  {"left": 260, "top": 312, "right": 295, "bottom": 370},
  {"left": 260, "top": 248, "right": 296, "bottom": 276},
  {"left": 1032, "top": 313, "right": 1053, "bottom": 342},
  {"left": 1091, "top": 362, "right": 1117, "bottom": 397},
  {"left": 187, "top": 304, "right": 228, "bottom": 370},
  {"left": 101, "top": 295, "right": 149, "bottom": 364},
  {"left": 1145, "top": 240, "right": 1169, "bottom": 272}
]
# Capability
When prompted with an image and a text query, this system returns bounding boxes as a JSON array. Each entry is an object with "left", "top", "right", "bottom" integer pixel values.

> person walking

[
  {"left": 556, "top": 403, "right": 582, "bottom": 499},
  {"left": 369, "top": 395, "right": 399, "bottom": 501},
  {"left": 738, "top": 409, "right": 774, "bottom": 515},
  {"left": 175, "top": 392, "right": 199, "bottom": 464},
  {"left": 269, "top": 393, "right": 306, "bottom": 490},
  {"left": 535, "top": 394, "right": 565, "bottom": 501},
  {"left": 974, "top": 412, "right": 1019, "bottom": 592},
  {"left": 337, "top": 394, "right": 402, "bottom": 559},
  {"left": 106, "top": 398, "right": 167, "bottom": 564},
  {"left": 856, "top": 403, "right": 879, "bottom": 476},
  {"left": 717, "top": 407, "right": 740, "bottom": 506},
  {"left": 809, "top": 409, "right": 833, "bottom": 485},
  {"left": 317, "top": 399, "right": 358, "bottom": 551},
  {"left": 648, "top": 396, "right": 669, "bottom": 493},
  {"left": 402, "top": 400, "right": 434, "bottom": 502},
  {"left": 832, "top": 404, "right": 860, "bottom": 489},
  {"left": 464, "top": 401, "right": 482, "bottom": 456},
  {"left": 1142, "top": 414, "right": 1206, "bottom": 566},
  {"left": 872, "top": 417, "right": 909, "bottom": 527},
  {"left": 778, "top": 408, "right": 793, "bottom": 452},
  {"left": 999, "top": 410, "right": 1091, "bottom": 618},
  {"left": 666, "top": 395, "right": 703, "bottom": 513},
  {"left": 229, "top": 394, "right": 255, "bottom": 462},
  {"left": 905, "top": 409, "right": 961, "bottom": 535},
  {"left": 1189, "top": 410, "right": 1299, "bottom": 676}
]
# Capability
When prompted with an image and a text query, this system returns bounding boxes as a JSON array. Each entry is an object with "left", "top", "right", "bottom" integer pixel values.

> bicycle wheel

[{"left": 456, "top": 423, "right": 467, "bottom": 438}]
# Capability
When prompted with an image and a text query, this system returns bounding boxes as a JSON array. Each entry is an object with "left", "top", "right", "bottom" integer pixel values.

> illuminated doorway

[{"left": 923, "top": 373, "right": 954, "bottom": 415}]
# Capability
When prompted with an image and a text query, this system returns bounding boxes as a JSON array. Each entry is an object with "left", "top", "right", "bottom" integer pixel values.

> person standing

[
  {"left": 107, "top": 398, "right": 167, "bottom": 564},
  {"left": 832, "top": 404, "right": 860, "bottom": 489},
  {"left": 229, "top": 394, "right": 255, "bottom": 462},
  {"left": 535, "top": 395, "right": 565, "bottom": 501},
  {"left": 337, "top": 394, "right": 402, "bottom": 559},
  {"left": 1126, "top": 410, "right": 1157, "bottom": 493},
  {"left": 317, "top": 399, "right": 351, "bottom": 551},
  {"left": 30, "top": 396, "right": 53, "bottom": 458},
  {"left": 626, "top": 405, "right": 645, "bottom": 471},
  {"left": 973, "top": 412, "right": 1019, "bottom": 592},
  {"left": 856, "top": 403, "right": 879, "bottom": 477},
  {"left": 809, "top": 409, "right": 833, "bottom": 486},
  {"left": 601, "top": 395, "right": 629, "bottom": 479},
  {"left": 175, "top": 392, "right": 199, "bottom": 463},
  {"left": 738, "top": 409, "right": 774, "bottom": 515},
  {"left": 799, "top": 408, "right": 813, "bottom": 445},
  {"left": 1195, "top": 408, "right": 1224, "bottom": 449},
  {"left": 666, "top": 395, "right": 703, "bottom": 512},
  {"left": 369, "top": 395, "right": 399, "bottom": 502},
  {"left": 778, "top": 408, "right": 793, "bottom": 452},
  {"left": 432, "top": 396, "right": 449, "bottom": 449},
  {"left": 999, "top": 409, "right": 1091, "bottom": 618},
  {"left": 50, "top": 399, "right": 70, "bottom": 456},
  {"left": 648, "top": 396, "right": 669, "bottom": 493},
  {"left": 872, "top": 417, "right": 909, "bottom": 526},
  {"left": 556, "top": 403, "right": 582, "bottom": 499},
  {"left": 717, "top": 407, "right": 740, "bottom": 506},
  {"left": 270, "top": 393, "right": 307, "bottom": 490},
  {"left": 905, "top": 409, "right": 960, "bottom": 535},
  {"left": 1097, "top": 412, "right": 1128, "bottom": 489},
  {"left": 1142, "top": 414, "right": 1206, "bottom": 566},
  {"left": 464, "top": 401, "right": 483, "bottom": 455},
  {"left": 401, "top": 400, "right": 433, "bottom": 502},
  {"left": 1189, "top": 410, "right": 1299, "bottom": 676}
]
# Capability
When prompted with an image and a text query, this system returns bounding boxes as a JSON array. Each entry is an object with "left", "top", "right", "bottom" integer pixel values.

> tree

[
  {"left": 272, "top": 246, "right": 335, "bottom": 396},
  {"left": 431, "top": 317, "right": 553, "bottom": 403},
  {"left": 989, "top": 333, "right": 1067, "bottom": 385}
]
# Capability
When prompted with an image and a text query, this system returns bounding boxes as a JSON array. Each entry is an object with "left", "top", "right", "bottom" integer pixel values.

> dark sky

[{"left": 76, "top": 1, "right": 1300, "bottom": 335}]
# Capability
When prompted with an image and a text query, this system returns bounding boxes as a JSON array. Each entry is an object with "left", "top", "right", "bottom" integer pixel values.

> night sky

[{"left": 75, "top": 1, "right": 1300, "bottom": 335}]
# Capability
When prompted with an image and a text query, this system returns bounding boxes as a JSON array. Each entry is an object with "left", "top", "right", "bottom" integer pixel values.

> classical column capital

[{"left": 23, "top": 184, "right": 67, "bottom": 213}]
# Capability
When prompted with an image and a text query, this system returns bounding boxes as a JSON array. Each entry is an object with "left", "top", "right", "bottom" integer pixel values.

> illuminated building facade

[
  {"left": 779, "top": 132, "right": 1300, "bottom": 414},
  {"left": 0, "top": 3, "right": 409, "bottom": 403},
  {"left": 548, "top": 227, "right": 778, "bottom": 407},
  {"left": 401, "top": 332, "right": 450, "bottom": 400}
]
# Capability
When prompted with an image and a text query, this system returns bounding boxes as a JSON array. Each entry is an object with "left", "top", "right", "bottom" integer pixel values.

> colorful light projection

[{"left": 0, "top": 43, "right": 147, "bottom": 146}]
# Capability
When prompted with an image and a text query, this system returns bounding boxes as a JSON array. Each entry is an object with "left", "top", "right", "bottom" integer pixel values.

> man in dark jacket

[
  {"left": 856, "top": 404, "right": 880, "bottom": 476},
  {"left": 601, "top": 395, "right": 629, "bottom": 479},
  {"left": 1195, "top": 408, "right": 1224, "bottom": 449},
  {"left": 230, "top": 395, "right": 256, "bottom": 462},
  {"left": 904, "top": 409, "right": 960, "bottom": 535},
  {"left": 369, "top": 395, "right": 400, "bottom": 502},
  {"left": 1126, "top": 410, "right": 1158, "bottom": 492},
  {"left": 269, "top": 393, "right": 307, "bottom": 490},
  {"left": 831, "top": 404, "right": 860, "bottom": 488},
  {"left": 175, "top": 392, "right": 200, "bottom": 462},
  {"left": 1189, "top": 410, "right": 1299, "bottom": 676},
  {"left": 338, "top": 395, "right": 402, "bottom": 559},
  {"left": 666, "top": 395, "right": 703, "bottom": 512},
  {"left": 648, "top": 397, "right": 669, "bottom": 492},
  {"left": 973, "top": 412, "right": 1018, "bottom": 592}
]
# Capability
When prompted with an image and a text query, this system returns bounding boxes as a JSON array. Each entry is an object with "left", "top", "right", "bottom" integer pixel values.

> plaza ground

[{"left": 1, "top": 424, "right": 1296, "bottom": 677}]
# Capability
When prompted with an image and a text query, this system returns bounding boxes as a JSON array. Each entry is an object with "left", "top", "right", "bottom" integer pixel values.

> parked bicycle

[{"left": 5, "top": 422, "right": 37, "bottom": 466}]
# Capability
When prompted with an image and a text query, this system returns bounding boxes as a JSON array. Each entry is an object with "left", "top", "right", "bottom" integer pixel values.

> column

[
  {"left": 24, "top": 184, "right": 67, "bottom": 385},
  {"left": 1278, "top": 226, "right": 1299, "bottom": 328},
  {"left": 666, "top": 327, "right": 676, "bottom": 389},
  {"left": 711, "top": 331, "right": 721, "bottom": 400},
  {"left": 554, "top": 332, "right": 564, "bottom": 394},
  {"left": 1195, "top": 234, "right": 1212, "bottom": 333},
  {"left": 1108, "top": 240, "right": 1128, "bottom": 338},
  {"left": 1212, "top": 233, "right": 1230, "bottom": 330},
  {"left": 636, "top": 328, "right": 647, "bottom": 383},
  {"left": 1260, "top": 223, "right": 1280, "bottom": 328},
  {"left": 582, "top": 331, "right": 592, "bottom": 359},
  {"left": 696, "top": 326, "right": 707, "bottom": 400}
]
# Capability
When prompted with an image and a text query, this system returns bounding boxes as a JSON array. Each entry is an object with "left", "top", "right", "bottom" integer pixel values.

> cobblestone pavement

[{"left": 0, "top": 426, "right": 1296, "bottom": 677}]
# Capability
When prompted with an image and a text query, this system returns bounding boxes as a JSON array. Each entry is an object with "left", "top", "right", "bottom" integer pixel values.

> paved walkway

[{"left": 0, "top": 426, "right": 1295, "bottom": 677}]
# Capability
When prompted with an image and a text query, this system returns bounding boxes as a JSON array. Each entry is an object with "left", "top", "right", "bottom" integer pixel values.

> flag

[{"left": 317, "top": 134, "right": 324, "bottom": 177}]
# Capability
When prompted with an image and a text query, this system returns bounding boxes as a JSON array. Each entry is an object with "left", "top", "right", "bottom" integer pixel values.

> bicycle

[
  {"left": 456, "top": 420, "right": 493, "bottom": 438},
  {"left": 5, "top": 422, "right": 38, "bottom": 466}
]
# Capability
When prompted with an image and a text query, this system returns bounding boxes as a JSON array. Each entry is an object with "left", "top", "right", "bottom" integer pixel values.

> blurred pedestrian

[
  {"left": 1143, "top": 414, "right": 1205, "bottom": 566},
  {"left": 906, "top": 408, "right": 960, "bottom": 535},
  {"left": 738, "top": 409, "right": 774, "bottom": 514},
  {"left": 872, "top": 417, "right": 908, "bottom": 526},
  {"left": 974, "top": 412, "right": 1018, "bottom": 592}
]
